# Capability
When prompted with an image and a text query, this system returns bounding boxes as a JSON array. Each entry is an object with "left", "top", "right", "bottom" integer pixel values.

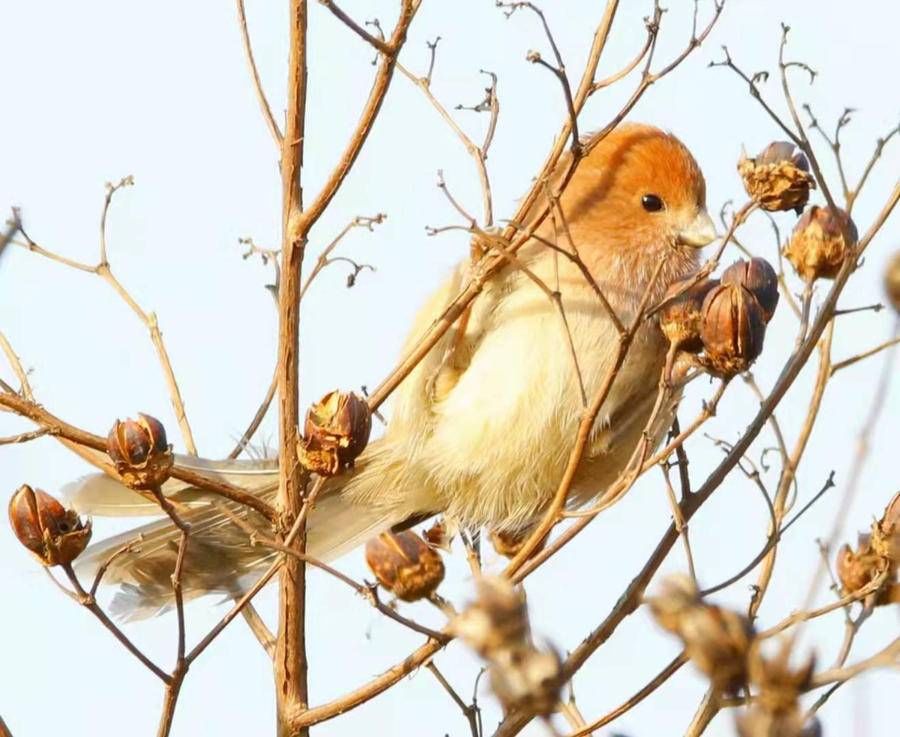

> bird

[{"left": 66, "top": 122, "right": 716, "bottom": 620}]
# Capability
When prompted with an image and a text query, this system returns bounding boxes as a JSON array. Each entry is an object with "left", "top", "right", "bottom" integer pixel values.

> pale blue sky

[{"left": 1, "top": 1, "right": 898, "bottom": 736}]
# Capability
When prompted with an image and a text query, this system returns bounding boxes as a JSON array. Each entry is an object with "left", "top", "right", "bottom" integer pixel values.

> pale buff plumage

[{"left": 68, "top": 123, "right": 715, "bottom": 618}]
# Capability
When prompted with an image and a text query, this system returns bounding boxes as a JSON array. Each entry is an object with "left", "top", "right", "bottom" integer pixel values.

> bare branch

[{"left": 236, "top": 0, "right": 283, "bottom": 147}]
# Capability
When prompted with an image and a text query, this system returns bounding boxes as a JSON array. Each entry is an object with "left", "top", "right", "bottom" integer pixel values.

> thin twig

[
  {"left": 236, "top": 0, "right": 284, "bottom": 147},
  {"left": 426, "top": 662, "right": 482, "bottom": 737},
  {"left": 61, "top": 564, "right": 169, "bottom": 683}
]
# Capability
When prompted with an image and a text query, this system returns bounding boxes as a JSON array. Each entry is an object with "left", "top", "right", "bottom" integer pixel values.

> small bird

[{"left": 68, "top": 123, "right": 716, "bottom": 619}]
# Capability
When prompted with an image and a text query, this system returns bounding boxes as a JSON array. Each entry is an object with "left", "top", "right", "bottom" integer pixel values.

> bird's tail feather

[{"left": 70, "top": 453, "right": 399, "bottom": 621}]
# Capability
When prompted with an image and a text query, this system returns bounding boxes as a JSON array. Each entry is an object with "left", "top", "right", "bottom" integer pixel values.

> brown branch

[
  {"left": 793, "top": 301, "right": 899, "bottom": 633},
  {"left": 236, "top": 0, "right": 284, "bottom": 147},
  {"left": 61, "top": 564, "right": 169, "bottom": 683},
  {"left": 228, "top": 213, "right": 384, "bottom": 462},
  {"left": 455, "top": 69, "right": 500, "bottom": 157},
  {"left": 319, "top": 0, "right": 393, "bottom": 56},
  {"left": 186, "top": 480, "right": 326, "bottom": 667},
  {"left": 14, "top": 182, "right": 199, "bottom": 454},
  {"left": 590, "top": 6, "right": 658, "bottom": 91},
  {"left": 398, "top": 61, "right": 494, "bottom": 226},
  {"left": 239, "top": 601, "right": 277, "bottom": 658},
  {"left": 274, "top": 0, "right": 310, "bottom": 731},
  {"left": 252, "top": 534, "right": 449, "bottom": 643},
  {"left": 0, "top": 427, "right": 52, "bottom": 445},
  {"left": 565, "top": 653, "right": 686, "bottom": 737},
  {"left": 187, "top": 559, "right": 284, "bottom": 663},
  {"left": 426, "top": 662, "right": 482, "bottom": 737},
  {"left": 500, "top": 1, "right": 581, "bottom": 152},
  {"left": 0, "top": 329, "right": 34, "bottom": 398},
  {"left": 747, "top": 321, "right": 834, "bottom": 620},
  {"left": 850, "top": 121, "right": 900, "bottom": 213},
  {"left": 0, "top": 391, "right": 277, "bottom": 521},
  {"left": 0, "top": 211, "right": 20, "bottom": 263},
  {"left": 830, "top": 333, "right": 900, "bottom": 375},
  {"left": 295, "top": 1, "right": 421, "bottom": 235},
  {"left": 228, "top": 364, "right": 278, "bottom": 459},
  {"left": 152, "top": 492, "right": 190, "bottom": 737},
  {"left": 757, "top": 573, "right": 888, "bottom": 641},
  {"left": 299, "top": 214, "right": 385, "bottom": 301},
  {"left": 275, "top": 3, "right": 422, "bottom": 731},
  {"left": 90, "top": 539, "right": 143, "bottom": 598}
]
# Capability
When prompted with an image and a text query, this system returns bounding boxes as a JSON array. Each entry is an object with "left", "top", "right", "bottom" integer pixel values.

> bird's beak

[{"left": 676, "top": 209, "right": 717, "bottom": 248}]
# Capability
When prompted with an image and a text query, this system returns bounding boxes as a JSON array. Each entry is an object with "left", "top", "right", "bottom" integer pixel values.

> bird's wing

[{"left": 387, "top": 258, "right": 510, "bottom": 438}]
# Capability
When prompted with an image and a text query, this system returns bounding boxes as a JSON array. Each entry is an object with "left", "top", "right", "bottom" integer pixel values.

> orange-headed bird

[{"left": 69, "top": 123, "right": 716, "bottom": 618}]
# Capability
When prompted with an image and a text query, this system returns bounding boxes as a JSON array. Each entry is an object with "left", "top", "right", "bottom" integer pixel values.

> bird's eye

[{"left": 641, "top": 194, "right": 665, "bottom": 212}]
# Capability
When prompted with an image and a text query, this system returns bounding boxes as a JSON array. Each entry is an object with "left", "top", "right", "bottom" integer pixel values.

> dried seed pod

[
  {"left": 681, "top": 604, "right": 755, "bottom": 694},
  {"left": 364, "top": 530, "right": 444, "bottom": 602},
  {"left": 489, "top": 527, "right": 545, "bottom": 560},
  {"left": 835, "top": 528, "right": 899, "bottom": 608},
  {"left": 107, "top": 413, "right": 173, "bottom": 490},
  {"left": 836, "top": 539, "right": 877, "bottom": 595},
  {"left": 8, "top": 484, "right": 92, "bottom": 566},
  {"left": 451, "top": 576, "right": 530, "bottom": 657},
  {"left": 699, "top": 283, "right": 767, "bottom": 377},
  {"left": 738, "top": 141, "right": 815, "bottom": 213},
  {"left": 453, "top": 577, "right": 561, "bottom": 717},
  {"left": 488, "top": 645, "right": 562, "bottom": 717},
  {"left": 784, "top": 205, "right": 858, "bottom": 282},
  {"left": 747, "top": 649, "right": 815, "bottom": 724},
  {"left": 659, "top": 277, "right": 720, "bottom": 352},
  {"left": 297, "top": 391, "right": 371, "bottom": 477},
  {"left": 721, "top": 257, "right": 780, "bottom": 323},
  {"left": 645, "top": 574, "right": 700, "bottom": 634},
  {"left": 871, "top": 492, "right": 900, "bottom": 563},
  {"left": 885, "top": 251, "right": 900, "bottom": 314},
  {"left": 649, "top": 576, "right": 755, "bottom": 694},
  {"left": 422, "top": 518, "right": 452, "bottom": 550}
]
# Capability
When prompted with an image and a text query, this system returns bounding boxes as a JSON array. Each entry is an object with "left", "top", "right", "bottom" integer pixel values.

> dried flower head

[
  {"left": 835, "top": 536, "right": 885, "bottom": 596},
  {"left": 488, "top": 645, "right": 562, "bottom": 717},
  {"left": 645, "top": 574, "right": 700, "bottom": 633},
  {"left": 297, "top": 390, "right": 371, "bottom": 476},
  {"left": 721, "top": 257, "right": 780, "bottom": 323},
  {"left": 784, "top": 205, "right": 858, "bottom": 282},
  {"left": 106, "top": 413, "right": 173, "bottom": 490},
  {"left": 364, "top": 530, "right": 445, "bottom": 602},
  {"left": 659, "top": 277, "right": 721, "bottom": 352},
  {"left": 836, "top": 495, "right": 900, "bottom": 607},
  {"left": 422, "top": 518, "right": 452, "bottom": 551},
  {"left": 648, "top": 575, "right": 755, "bottom": 694},
  {"left": 700, "top": 283, "right": 767, "bottom": 377},
  {"left": 885, "top": 251, "right": 900, "bottom": 314},
  {"left": 738, "top": 650, "right": 817, "bottom": 737},
  {"left": 738, "top": 141, "right": 815, "bottom": 213},
  {"left": 451, "top": 576, "right": 530, "bottom": 658},
  {"left": 8, "top": 484, "right": 92, "bottom": 566},
  {"left": 871, "top": 491, "right": 900, "bottom": 564},
  {"left": 489, "top": 527, "right": 545, "bottom": 560},
  {"left": 749, "top": 649, "right": 815, "bottom": 713},
  {"left": 453, "top": 577, "right": 560, "bottom": 717}
]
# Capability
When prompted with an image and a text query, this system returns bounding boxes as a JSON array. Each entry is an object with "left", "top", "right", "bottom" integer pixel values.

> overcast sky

[{"left": 1, "top": 1, "right": 898, "bottom": 736}]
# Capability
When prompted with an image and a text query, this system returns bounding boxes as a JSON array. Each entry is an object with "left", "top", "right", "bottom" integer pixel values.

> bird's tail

[{"left": 67, "top": 450, "right": 399, "bottom": 621}]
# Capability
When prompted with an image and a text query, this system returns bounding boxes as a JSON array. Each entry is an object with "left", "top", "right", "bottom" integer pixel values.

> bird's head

[{"left": 555, "top": 123, "right": 715, "bottom": 258}]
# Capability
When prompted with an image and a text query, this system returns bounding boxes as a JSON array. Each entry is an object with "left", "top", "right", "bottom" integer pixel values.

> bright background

[{"left": 1, "top": 1, "right": 898, "bottom": 736}]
